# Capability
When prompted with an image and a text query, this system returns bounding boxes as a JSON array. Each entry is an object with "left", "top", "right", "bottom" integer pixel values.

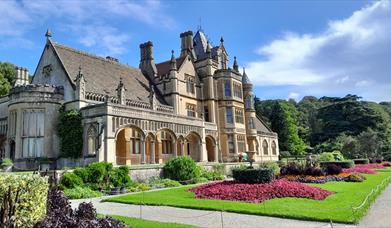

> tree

[
  {"left": 356, "top": 129, "right": 383, "bottom": 159},
  {"left": 270, "top": 101, "right": 307, "bottom": 156},
  {"left": 0, "top": 62, "right": 16, "bottom": 96}
]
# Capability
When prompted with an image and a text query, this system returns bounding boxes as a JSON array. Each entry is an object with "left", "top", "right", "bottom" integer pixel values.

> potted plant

[
  {"left": 39, "top": 157, "right": 51, "bottom": 171},
  {"left": 120, "top": 185, "right": 127, "bottom": 194},
  {"left": 1, "top": 159, "right": 13, "bottom": 172}
]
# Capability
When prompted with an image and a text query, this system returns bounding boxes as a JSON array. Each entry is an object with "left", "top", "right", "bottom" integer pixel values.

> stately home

[{"left": 0, "top": 29, "right": 278, "bottom": 169}]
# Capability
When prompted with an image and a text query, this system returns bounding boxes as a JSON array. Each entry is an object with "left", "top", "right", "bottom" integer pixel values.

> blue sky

[{"left": 1, "top": 0, "right": 390, "bottom": 102}]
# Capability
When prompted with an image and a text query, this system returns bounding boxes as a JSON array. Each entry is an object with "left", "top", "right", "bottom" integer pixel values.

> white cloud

[
  {"left": 288, "top": 92, "right": 300, "bottom": 101},
  {"left": 0, "top": 0, "right": 174, "bottom": 54},
  {"left": 247, "top": 0, "right": 391, "bottom": 101}
]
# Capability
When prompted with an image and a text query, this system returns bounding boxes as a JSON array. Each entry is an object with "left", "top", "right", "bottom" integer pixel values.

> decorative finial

[
  {"left": 220, "top": 36, "right": 224, "bottom": 43},
  {"left": 243, "top": 67, "right": 246, "bottom": 75},
  {"left": 233, "top": 56, "right": 238, "bottom": 71},
  {"left": 45, "top": 29, "right": 52, "bottom": 38}
]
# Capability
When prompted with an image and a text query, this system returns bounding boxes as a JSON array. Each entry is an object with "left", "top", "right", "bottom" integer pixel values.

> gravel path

[
  {"left": 358, "top": 184, "right": 391, "bottom": 228},
  {"left": 71, "top": 191, "right": 355, "bottom": 228}
]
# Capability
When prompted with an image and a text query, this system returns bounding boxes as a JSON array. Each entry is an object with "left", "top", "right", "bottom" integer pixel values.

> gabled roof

[
  {"left": 156, "top": 56, "right": 186, "bottom": 76},
  {"left": 51, "top": 41, "right": 166, "bottom": 104},
  {"left": 255, "top": 115, "right": 273, "bottom": 133}
]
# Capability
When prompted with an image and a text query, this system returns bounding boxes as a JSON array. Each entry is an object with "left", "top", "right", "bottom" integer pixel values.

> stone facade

[{"left": 0, "top": 29, "right": 279, "bottom": 170}]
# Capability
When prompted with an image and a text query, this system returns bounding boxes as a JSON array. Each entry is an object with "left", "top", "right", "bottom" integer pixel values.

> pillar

[
  {"left": 214, "top": 144, "right": 218, "bottom": 162},
  {"left": 141, "top": 138, "right": 146, "bottom": 164},
  {"left": 150, "top": 141, "right": 155, "bottom": 164},
  {"left": 180, "top": 142, "right": 185, "bottom": 156},
  {"left": 173, "top": 140, "right": 177, "bottom": 157}
]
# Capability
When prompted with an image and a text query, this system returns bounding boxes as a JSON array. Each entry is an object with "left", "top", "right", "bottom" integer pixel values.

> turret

[{"left": 139, "top": 41, "right": 157, "bottom": 80}]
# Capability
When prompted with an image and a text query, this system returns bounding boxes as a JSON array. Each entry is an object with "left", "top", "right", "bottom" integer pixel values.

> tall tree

[
  {"left": 0, "top": 62, "right": 16, "bottom": 96},
  {"left": 270, "top": 101, "right": 307, "bottom": 156}
]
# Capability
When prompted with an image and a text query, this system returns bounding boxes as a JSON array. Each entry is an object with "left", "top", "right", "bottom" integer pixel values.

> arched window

[
  {"left": 87, "top": 126, "right": 97, "bottom": 155},
  {"left": 272, "top": 141, "right": 277, "bottom": 155},
  {"left": 129, "top": 128, "right": 142, "bottom": 154},
  {"left": 262, "top": 139, "right": 269, "bottom": 155},
  {"left": 158, "top": 130, "right": 173, "bottom": 154}
]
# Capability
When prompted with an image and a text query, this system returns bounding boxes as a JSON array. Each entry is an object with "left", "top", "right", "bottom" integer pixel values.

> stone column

[
  {"left": 150, "top": 141, "right": 155, "bottom": 164},
  {"left": 180, "top": 142, "right": 185, "bottom": 156},
  {"left": 141, "top": 138, "right": 146, "bottom": 164},
  {"left": 173, "top": 140, "right": 177, "bottom": 157},
  {"left": 214, "top": 144, "right": 218, "bottom": 162},
  {"left": 233, "top": 134, "right": 238, "bottom": 155}
]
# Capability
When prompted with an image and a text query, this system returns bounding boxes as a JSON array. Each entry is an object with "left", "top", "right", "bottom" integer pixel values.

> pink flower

[{"left": 189, "top": 180, "right": 333, "bottom": 203}]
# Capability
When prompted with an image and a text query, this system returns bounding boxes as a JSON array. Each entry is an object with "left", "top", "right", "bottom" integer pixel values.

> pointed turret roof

[{"left": 242, "top": 67, "right": 251, "bottom": 84}]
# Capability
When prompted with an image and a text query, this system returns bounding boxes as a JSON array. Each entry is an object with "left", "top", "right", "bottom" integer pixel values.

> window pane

[{"left": 226, "top": 107, "right": 233, "bottom": 123}]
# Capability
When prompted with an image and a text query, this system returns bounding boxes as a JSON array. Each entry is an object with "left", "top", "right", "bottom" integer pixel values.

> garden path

[
  {"left": 358, "top": 183, "right": 391, "bottom": 228},
  {"left": 71, "top": 192, "right": 355, "bottom": 228}
]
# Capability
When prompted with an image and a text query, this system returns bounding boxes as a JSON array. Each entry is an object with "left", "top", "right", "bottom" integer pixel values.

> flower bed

[
  {"left": 343, "top": 163, "right": 384, "bottom": 174},
  {"left": 188, "top": 180, "right": 333, "bottom": 203},
  {"left": 280, "top": 174, "right": 348, "bottom": 183}
]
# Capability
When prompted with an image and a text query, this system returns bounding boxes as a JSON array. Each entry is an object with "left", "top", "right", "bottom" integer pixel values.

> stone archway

[
  {"left": 205, "top": 136, "right": 217, "bottom": 162},
  {"left": 185, "top": 132, "right": 202, "bottom": 162},
  {"left": 155, "top": 128, "right": 177, "bottom": 164},
  {"left": 115, "top": 125, "right": 145, "bottom": 165}
]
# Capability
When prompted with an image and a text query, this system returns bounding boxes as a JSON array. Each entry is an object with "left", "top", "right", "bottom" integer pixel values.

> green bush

[
  {"left": 199, "top": 166, "right": 225, "bottom": 181},
  {"left": 73, "top": 167, "right": 89, "bottom": 183},
  {"left": 259, "top": 162, "right": 280, "bottom": 175},
  {"left": 344, "top": 173, "right": 366, "bottom": 182},
  {"left": 87, "top": 162, "right": 113, "bottom": 184},
  {"left": 110, "top": 166, "right": 131, "bottom": 187},
  {"left": 318, "top": 152, "right": 335, "bottom": 162},
  {"left": 353, "top": 159, "right": 369, "bottom": 164},
  {"left": 332, "top": 151, "right": 344, "bottom": 161},
  {"left": 320, "top": 160, "right": 354, "bottom": 168},
  {"left": 0, "top": 174, "right": 48, "bottom": 227},
  {"left": 60, "top": 172, "right": 83, "bottom": 189},
  {"left": 163, "top": 156, "right": 198, "bottom": 182},
  {"left": 1, "top": 158, "right": 13, "bottom": 167},
  {"left": 149, "top": 178, "right": 181, "bottom": 189},
  {"left": 63, "top": 186, "right": 103, "bottom": 199},
  {"left": 232, "top": 167, "right": 274, "bottom": 184}
]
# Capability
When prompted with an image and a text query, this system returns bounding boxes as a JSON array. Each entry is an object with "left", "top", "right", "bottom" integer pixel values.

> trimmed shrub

[
  {"left": 63, "top": 186, "right": 103, "bottom": 199},
  {"left": 325, "top": 164, "right": 342, "bottom": 175},
  {"left": 320, "top": 160, "right": 354, "bottom": 169},
  {"left": 331, "top": 151, "right": 344, "bottom": 161},
  {"left": 0, "top": 174, "right": 48, "bottom": 227},
  {"left": 344, "top": 173, "right": 366, "bottom": 182},
  {"left": 163, "top": 156, "right": 198, "bottom": 182},
  {"left": 232, "top": 167, "right": 274, "bottom": 184},
  {"left": 304, "top": 167, "right": 324, "bottom": 176},
  {"left": 353, "top": 159, "right": 369, "bottom": 164},
  {"left": 280, "top": 163, "right": 303, "bottom": 175},
  {"left": 73, "top": 167, "right": 89, "bottom": 183},
  {"left": 60, "top": 172, "right": 83, "bottom": 189}
]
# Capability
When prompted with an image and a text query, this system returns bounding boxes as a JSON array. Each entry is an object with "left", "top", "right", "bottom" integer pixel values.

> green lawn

[
  {"left": 106, "top": 169, "right": 391, "bottom": 224},
  {"left": 105, "top": 215, "right": 196, "bottom": 228}
]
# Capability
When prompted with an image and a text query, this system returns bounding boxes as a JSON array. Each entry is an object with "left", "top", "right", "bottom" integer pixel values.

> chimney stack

[
  {"left": 180, "top": 31, "right": 194, "bottom": 58},
  {"left": 139, "top": 41, "right": 157, "bottom": 80},
  {"left": 14, "top": 66, "right": 29, "bottom": 86}
]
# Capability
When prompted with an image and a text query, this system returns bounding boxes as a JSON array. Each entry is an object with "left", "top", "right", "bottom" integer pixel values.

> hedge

[
  {"left": 232, "top": 167, "right": 274, "bottom": 184},
  {"left": 0, "top": 174, "right": 49, "bottom": 227},
  {"left": 353, "top": 159, "right": 370, "bottom": 164},
  {"left": 320, "top": 160, "right": 354, "bottom": 168}
]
